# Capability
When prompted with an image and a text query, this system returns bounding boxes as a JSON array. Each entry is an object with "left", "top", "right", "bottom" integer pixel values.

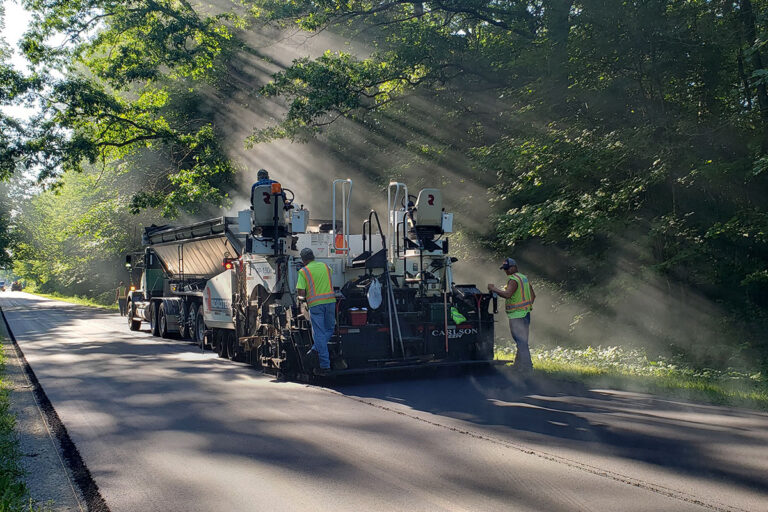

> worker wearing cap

[
  {"left": 254, "top": 168, "right": 274, "bottom": 186},
  {"left": 296, "top": 248, "right": 336, "bottom": 375},
  {"left": 488, "top": 258, "right": 536, "bottom": 373}
]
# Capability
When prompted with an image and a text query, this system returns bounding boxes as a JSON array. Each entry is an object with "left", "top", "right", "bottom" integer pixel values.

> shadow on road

[{"left": 330, "top": 366, "right": 768, "bottom": 495}]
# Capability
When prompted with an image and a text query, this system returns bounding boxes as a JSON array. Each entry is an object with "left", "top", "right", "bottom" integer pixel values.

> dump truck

[{"left": 125, "top": 179, "right": 496, "bottom": 379}]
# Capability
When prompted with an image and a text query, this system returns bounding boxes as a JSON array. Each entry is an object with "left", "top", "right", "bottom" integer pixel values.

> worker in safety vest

[
  {"left": 116, "top": 281, "right": 128, "bottom": 316},
  {"left": 488, "top": 258, "right": 536, "bottom": 373},
  {"left": 296, "top": 248, "right": 336, "bottom": 375}
]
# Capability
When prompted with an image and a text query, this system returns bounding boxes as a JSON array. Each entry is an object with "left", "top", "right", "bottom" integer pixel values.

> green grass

[
  {"left": 0, "top": 337, "right": 34, "bottom": 511},
  {"left": 497, "top": 345, "right": 768, "bottom": 411},
  {"left": 26, "top": 291, "right": 118, "bottom": 311}
]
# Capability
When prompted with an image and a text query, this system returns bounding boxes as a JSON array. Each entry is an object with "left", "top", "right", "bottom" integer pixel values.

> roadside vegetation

[
  {"left": 25, "top": 290, "right": 118, "bottom": 311},
  {"left": 0, "top": 362, "right": 27, "bottom": 511},
  {"left": 0, "top": 336, "right": 37, "bottom": 511},
  {"left": 497, "top": 345, "right": 768, "bottom": 411}
]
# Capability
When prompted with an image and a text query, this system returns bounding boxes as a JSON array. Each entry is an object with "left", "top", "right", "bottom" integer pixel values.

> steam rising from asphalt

[
  {"left": 213, "top": 23, "right": 490, "bottom": 225},
  {"left": 205, "top": 20, "right": 732, "bottom": 362}
]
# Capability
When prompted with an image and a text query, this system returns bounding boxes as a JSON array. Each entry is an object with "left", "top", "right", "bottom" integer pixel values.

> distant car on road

[
  {"left": 0, "top": 281, "right": 5, "bottom": 292},
  {"left": 11, "top": 281, "right": 22, "bottom": 291}
]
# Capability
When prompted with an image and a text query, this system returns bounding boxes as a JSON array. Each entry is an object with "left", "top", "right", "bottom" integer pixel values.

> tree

[
  {"left": 3, "top": 0, "right": 246, "bottom": 214},
  {"left": 0, "top": 181, "right": 13, "bottom": 269},
  {"left": 12, "top": 162, "right": 159, "bottom": 298}
]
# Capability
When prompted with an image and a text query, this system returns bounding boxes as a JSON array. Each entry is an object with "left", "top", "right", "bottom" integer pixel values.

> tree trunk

[
  {"left": 740, "top": 0, "right": 768, "bottom": 149},
  {"left": 738, "top": 49, "right": 754, "bottom": 109},
  {"left": 544, "top": 0, "right": 574, "bottom": 103}
]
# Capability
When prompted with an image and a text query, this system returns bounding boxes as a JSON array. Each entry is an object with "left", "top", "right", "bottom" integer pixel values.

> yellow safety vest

[
  {"left": 298, "top": 261, "right": 336, "bottom": 307},
  {"left": 505, "top": 273, "right": 532, "bottom": 319}
]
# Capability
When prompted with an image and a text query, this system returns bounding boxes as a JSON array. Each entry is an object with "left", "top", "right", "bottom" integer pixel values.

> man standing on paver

[
  {"left": 488, "top": 258, "right": 535, "bottom": 373},
  {"left": 296, "top": 248, "right": 336, "bottom": 375}
]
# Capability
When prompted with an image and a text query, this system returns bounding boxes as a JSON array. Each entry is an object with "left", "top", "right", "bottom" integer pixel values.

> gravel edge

[{"left": 0, "top": 305, "right": 110, "bottom": 512}]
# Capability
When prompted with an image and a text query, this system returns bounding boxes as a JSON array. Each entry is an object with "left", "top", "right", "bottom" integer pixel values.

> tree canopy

[{"left": 3, "top": 0, "right": 243, "bottom": 214}]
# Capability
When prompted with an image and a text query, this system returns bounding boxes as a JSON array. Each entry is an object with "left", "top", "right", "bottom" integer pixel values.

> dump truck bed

[{"left": 143, "top": 217, "right": 245, "bottom": 278}]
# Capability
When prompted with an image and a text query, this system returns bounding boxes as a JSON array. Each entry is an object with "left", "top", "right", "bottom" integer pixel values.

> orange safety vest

[
  {"left": 299, "top": 262, "right": 336, "bottom": 307},
  {"left": 334, "top": 234, "right": 349, "bottom": 253}
]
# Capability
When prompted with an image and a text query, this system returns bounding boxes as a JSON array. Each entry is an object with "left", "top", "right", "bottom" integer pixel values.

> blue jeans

[
  {"left": 309, "top": 302, "right": 335, "bottom": 369},
  {"left": 509, "top": 313, "right": 532, "bottom": 370}
]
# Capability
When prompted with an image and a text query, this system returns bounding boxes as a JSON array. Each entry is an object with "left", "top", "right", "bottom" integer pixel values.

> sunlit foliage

[
  {"left": 3, "top": 0, "right": 244, "bottom": 213},
  {"left": 11, "top": 164, "right": 158, "bottom": 299}
]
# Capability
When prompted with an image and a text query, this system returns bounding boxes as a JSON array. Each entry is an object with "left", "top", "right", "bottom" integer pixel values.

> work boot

[
  {"left": 516, "top": 365, "right": 533, "bottom": 376},
  {"left": 313, "top": 367, "right": 331, "bottom": 376},
  {"left": 331, "top": 354, "right": 348, "bottom": 370},
  {"left": 512, "top": 345, "right": 533, "bottom": 373}
]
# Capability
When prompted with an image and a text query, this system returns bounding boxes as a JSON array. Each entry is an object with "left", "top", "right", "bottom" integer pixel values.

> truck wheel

[
  {"left": 189, "top": 304, "right": 199, "bottom": 345},
  {"left": 128, "top": 302, "right": 141, "bottom": 331},
  {"left": 193, "top": 304, "right": 206, "bottom": 349},
  {"left": 159, "top": 303, "right": 170, "bottom": 339},
  {"left": 150, "top": 302, "right": 160, "bottom": 337},
  {"left": 225, "top": 332, "right": 234, "bottom": 360},
  {"left": 226, "top": 332, "right": 240, "bottom": 361},
  {"left": 216, "top": 330, "right": 227, "bottom": 359},
  {"left": 178, "top": 301, "right": 189, "bottom": 339}
]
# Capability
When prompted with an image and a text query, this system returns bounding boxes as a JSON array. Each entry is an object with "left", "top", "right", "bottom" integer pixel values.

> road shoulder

[{"left": 1, "top": 308, "right": 85, "bottom": 512}]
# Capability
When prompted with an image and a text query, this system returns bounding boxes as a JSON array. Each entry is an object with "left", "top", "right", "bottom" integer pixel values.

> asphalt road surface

[{"left": 1, "top": 291, "right": 767, "bottom": 512}]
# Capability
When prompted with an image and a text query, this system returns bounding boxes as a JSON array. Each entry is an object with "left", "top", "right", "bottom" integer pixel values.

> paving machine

[{"left": 125, "top": 178, "right": 496, "bottom": 379}]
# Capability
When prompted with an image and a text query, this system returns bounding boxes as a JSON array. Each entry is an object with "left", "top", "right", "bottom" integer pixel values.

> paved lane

[{"left": 2, "top": 292, "right": 767, "bottom": 512}]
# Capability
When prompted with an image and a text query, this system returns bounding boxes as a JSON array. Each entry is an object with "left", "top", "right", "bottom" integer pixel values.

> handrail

[
  {"left": 395, "top": 220, "right": 401, "bottom": 257},
  {"left": 369, "top": 210, "right": 385, "bottom": 254},
  {"left": 361, "top": 210, "right": 386, "bottom": 257},
  {"left": 387, "top": 182, "right": 408, "bottom": 263},
  {"left": 332, "top": 179, "right": 353, "bottom": 264},
  {"left": 362, "top": 219, "right": 371, "bottom": 253}
]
